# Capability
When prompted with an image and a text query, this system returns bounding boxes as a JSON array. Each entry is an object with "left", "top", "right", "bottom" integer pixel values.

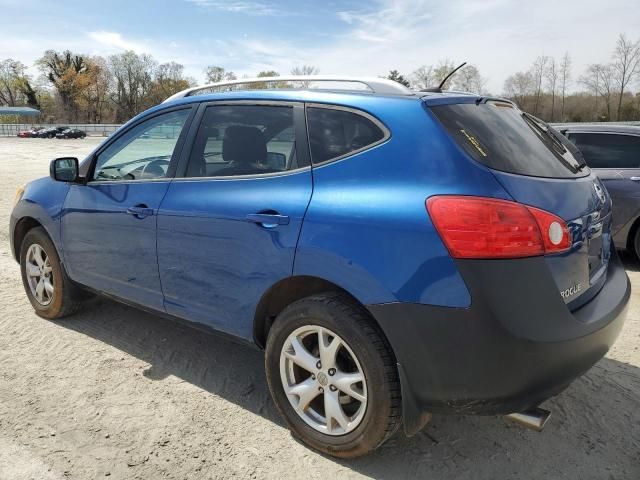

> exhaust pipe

[{"left": 505, "top": 407, "right": 551, "bottom": 432}]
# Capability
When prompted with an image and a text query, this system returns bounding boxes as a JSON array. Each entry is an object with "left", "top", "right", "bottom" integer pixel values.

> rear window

[
  {"left": 567, "top": 132, "right": 640, "bottom": 169},
  {"left": 430, "top": 102, "right": 587, "bottom": 178}
]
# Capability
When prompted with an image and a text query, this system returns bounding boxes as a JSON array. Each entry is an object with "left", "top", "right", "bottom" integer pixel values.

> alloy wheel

[
  {"left": 25, "top": 243, "right": 54, "bottom": 306},
  {"left": 279, "top": 325, "right": 367, "bottom": 435}
]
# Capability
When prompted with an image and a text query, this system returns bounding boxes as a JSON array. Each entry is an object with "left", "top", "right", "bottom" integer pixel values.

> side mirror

[{"left": 50, "top": 157, "right": 80, "bottom": 182}]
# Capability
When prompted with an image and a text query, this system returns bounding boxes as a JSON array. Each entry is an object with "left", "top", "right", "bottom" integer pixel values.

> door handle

[
  {"left": 126, "top": 205, "right": 154, "bottom": 218},
  {"left": 246, "top": 213, "right": 290, "bottom": 227},
  {"left": 630, "top": 177, "right": 640, "bottom": 182}
]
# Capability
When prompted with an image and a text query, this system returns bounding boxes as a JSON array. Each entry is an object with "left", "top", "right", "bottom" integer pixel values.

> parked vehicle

[
  {"left": 17, "top": 127, "right": 43, "bottom": 138},
  {"left": 36, "top": 126, "right": 68, "bottom": 139},
  {"left": 555, "top": 124, "right": 640, "bottom": 259},
  {"left": 55, "top": 128, "right": 87, "bottom": 139},
  {"left": 10, "top": 76, "right": 630, "bottom": 458}
]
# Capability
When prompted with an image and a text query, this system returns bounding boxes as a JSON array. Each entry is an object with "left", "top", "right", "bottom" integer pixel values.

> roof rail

[{"left": 163, "top": 75, "right": 413, "bottom": 103}]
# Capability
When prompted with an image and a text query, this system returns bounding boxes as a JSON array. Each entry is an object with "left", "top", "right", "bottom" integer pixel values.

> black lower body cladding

[{"left": 367, "top": 246, "right": 630, "bottom": 434}]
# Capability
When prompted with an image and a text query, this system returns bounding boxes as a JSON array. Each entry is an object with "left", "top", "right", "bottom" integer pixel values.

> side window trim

[
  {"left": 304, "top": 103, "right": 391, "bottom": 166},
  {"left": 88, "top": 105, "right": 196, "bottom": 183},
  {"left": 174, "top": 100, "right": 311, "bottom": 180}
]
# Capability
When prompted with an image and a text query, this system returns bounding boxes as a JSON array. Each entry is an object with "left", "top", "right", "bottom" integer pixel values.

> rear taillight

[{"left": 426, "top": 196, "right": 570, "bottom": 259}]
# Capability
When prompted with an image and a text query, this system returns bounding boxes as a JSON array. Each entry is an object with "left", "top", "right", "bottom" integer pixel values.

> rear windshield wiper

[
  {"left": 521, "top": 113, "right": 585, "bottom": 171},
  {"left": 522, "top": 113, "right": 566, "bottom": 152}
]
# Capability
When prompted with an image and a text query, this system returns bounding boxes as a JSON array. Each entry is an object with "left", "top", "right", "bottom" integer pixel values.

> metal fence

[{"left": 0, "top": 123, "right": 122, "bottom": 137}]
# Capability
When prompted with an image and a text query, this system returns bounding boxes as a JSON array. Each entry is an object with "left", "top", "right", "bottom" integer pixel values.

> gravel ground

[{"left": 0, "top": 137, "right": 639, "bottom": 479}]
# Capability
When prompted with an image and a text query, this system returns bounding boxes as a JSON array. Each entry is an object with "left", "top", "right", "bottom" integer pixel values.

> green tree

[
  {"left": 0, "top": 59, "right": 39, "bottom": 109},
  {"left": 36, "top": 50, "right": 91, "bottom": 121},
  {"left": 386, "top": 70, "right": 410, "bottom": 87}
]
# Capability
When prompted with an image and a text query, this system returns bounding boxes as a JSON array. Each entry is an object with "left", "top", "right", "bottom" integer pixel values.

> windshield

[{"left": 430, "top": 101, "right": 589, "bottom": 178}]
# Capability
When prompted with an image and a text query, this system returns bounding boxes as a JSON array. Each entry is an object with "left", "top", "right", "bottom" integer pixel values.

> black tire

[
  {"left": 19, "top": 227, "right": 85, "bottom": 319},
  {"left": 265, "top": 292, "right": 401, "bottom": 458},
  {"left": 633, "top": 228, "right": 640, "bottom": 262}
]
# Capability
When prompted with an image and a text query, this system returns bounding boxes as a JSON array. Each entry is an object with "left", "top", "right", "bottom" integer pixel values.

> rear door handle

[
  {"left": 246, "top": 213, "right": 290, "bottom": 227},
  {"left": 126, "top": 205, "right": 154, "bottom": 218},
  {"left": 630, "top": 177, "right": 640, "bottom": 182}
]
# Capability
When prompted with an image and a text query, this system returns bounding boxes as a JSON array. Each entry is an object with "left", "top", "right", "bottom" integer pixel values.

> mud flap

[{"left": 398, "top": 362, "right": 432, "bottom": 436}]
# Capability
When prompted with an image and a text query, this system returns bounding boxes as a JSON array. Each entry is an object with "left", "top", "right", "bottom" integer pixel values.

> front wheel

[
  {"left": 265, "top": 293, "right": 401, "bottom": 458},
  {"left": 20, "top": 227, "right": 85, "bottom": 319}
]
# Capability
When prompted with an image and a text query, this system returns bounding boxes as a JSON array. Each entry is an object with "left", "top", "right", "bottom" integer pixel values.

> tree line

[{"left": 0, "top": 33, "right": 638, "bottom": 124}]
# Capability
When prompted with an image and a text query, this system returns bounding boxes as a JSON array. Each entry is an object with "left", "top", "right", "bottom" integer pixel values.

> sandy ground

[{"left": 0, "top": 137, "right": 638, "bottom": 480}]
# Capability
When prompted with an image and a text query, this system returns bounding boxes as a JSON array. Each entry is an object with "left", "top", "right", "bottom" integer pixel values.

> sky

[{"left": 0, "top": 0, "right": 639, "bottom": 93}]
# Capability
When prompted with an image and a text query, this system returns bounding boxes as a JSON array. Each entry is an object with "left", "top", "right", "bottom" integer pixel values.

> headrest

[{"left": 223, "top": 126, "right": 267, "bottom": 165}]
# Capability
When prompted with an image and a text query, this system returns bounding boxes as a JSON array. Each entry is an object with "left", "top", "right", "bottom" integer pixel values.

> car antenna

[{"left": 420, "top": 62, "right": 467, "bottom": 93}]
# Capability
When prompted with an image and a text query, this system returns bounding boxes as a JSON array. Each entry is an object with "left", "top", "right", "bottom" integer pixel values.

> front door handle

[
  {"left": 630, "top": 176, "right": 640, "bottom": 182},
  {"left": 246, "top": 213, "right": 290, "bottom": 227},
  {"left": 126, "top": 205, "right": 154, "bottom": 218}
]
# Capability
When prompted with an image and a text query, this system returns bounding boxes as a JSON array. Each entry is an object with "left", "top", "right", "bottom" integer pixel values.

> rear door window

[
  {"left": 185, "top": 104, "right": 298, "bottom": 178},
  {"left": 566, "top": 132, "right": 640, "bottom": 169},
  {"left": 430, "top": 102, "right": 587, "bottom": 178},
  {"left": 306, "top": 106, "right": 388, "bottom": 164}
]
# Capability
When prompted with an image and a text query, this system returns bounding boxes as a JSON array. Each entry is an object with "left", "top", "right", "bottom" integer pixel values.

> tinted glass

[
  {"left": 567, "top": 132, "right": 640, "bottom": 169},
  {"left": 93, "top": 109, "right": 190, "bottom": 181},
  {"left": 307, "top": 107, "right": 386, "bottom": 164},
  {"left": 430, "top": 102, "right": 587, "bottom": 178},
  {"left": 185, "top": 105, "right": 297, "bottom": 178}
]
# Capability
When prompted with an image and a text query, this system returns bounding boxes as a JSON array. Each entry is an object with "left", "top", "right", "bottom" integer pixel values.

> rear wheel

[
  {"left": 19, "top": 227, "right": 85, "bottom": 319},
  {"left": 265, "top": 293, "right": 401, "bottom": 458}
]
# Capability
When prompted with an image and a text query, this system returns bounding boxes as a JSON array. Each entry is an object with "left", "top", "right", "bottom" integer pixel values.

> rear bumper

[{"left": 367, "top": 247, "right": 630, "bottom": 435}]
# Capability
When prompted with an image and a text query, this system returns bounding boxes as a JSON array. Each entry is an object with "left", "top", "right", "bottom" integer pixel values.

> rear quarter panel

[{"left": 294, "top": 98, "right": 511, "bottom": 308}]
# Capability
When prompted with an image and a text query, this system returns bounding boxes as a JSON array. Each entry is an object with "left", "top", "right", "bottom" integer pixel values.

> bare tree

[
  {"left": 79, "top": 56, "right": 111, "bottom": 123},
  {"left": 290, "top": 65, "right": 319, "bottom": 87},
  {"left": 432, "top": 59, "right": 457, "bottom": 90},
  {"left": 410, "top": 65, "right": 435, "bottom": 90},
  {"left": 612, "top": 33, "right": 640, "bottom": 120},
  {"left": 580, "top": 64, "right": 601, "bottom": 118},
  {"left": 580, "top": 64, "right": 615, "bottom": 120},
  {"left": 559, "top": 52, "right": 572, "bottom": 121},
  {"left": 204, "top": 65, "right": 236, "bottom": 83},
  {"left": 109, "top": 50, "right": 157, "bottom": 122},
  {"left": 149, "top": 62, "right": 194, "bottom": 104},
  {"left": 290, "top": 65, "right": 319, "bottom": 76},
  {"left": 504, "top": 71, "right": 534, "bottom": 109},
  {"left": 531, "top": 55, "right": 549, "bottom": 116},
  {"left": 545, "top": 58, "right": 559, "bottom": 121},
  {"left": 452, "top": 64, "right": 485, "bottom": 94}
]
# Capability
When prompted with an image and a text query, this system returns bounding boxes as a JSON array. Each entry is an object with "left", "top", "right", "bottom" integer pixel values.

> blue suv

[{"left": 10, "top": 77, "right": 630, "bottom": 458}]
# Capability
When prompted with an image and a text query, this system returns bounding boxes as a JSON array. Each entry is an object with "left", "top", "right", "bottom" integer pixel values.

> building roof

[{"left": 0, "top": 106, "right": 41, "bottom": 116}]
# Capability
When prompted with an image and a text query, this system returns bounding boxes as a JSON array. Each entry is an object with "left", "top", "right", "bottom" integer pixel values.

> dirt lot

[{"left": 0, "top": 137, "right": 639, "bottom": 479}]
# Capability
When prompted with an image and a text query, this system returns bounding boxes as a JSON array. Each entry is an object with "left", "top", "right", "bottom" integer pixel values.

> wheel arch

[
  {"left": 12, "top": 216, "right": 45, "bottom": 261},
  {"left": 254, "top": 275, "right": 380, "bottom": 350}
]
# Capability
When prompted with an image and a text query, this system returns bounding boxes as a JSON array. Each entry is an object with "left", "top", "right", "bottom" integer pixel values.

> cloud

[
  {"left": 2, "top": 0, "right": 640, "bottom": 95},
  {"left": 87, "top": 31, "right": 144, "bottom": 53},
  {"left": 185, "top": 0, "right": 287, "bottom": 16}
]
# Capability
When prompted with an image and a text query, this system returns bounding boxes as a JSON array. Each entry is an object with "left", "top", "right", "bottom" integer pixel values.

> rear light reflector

[{"left": 426, "top": 196, "right": 570, "bottom": 259}]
